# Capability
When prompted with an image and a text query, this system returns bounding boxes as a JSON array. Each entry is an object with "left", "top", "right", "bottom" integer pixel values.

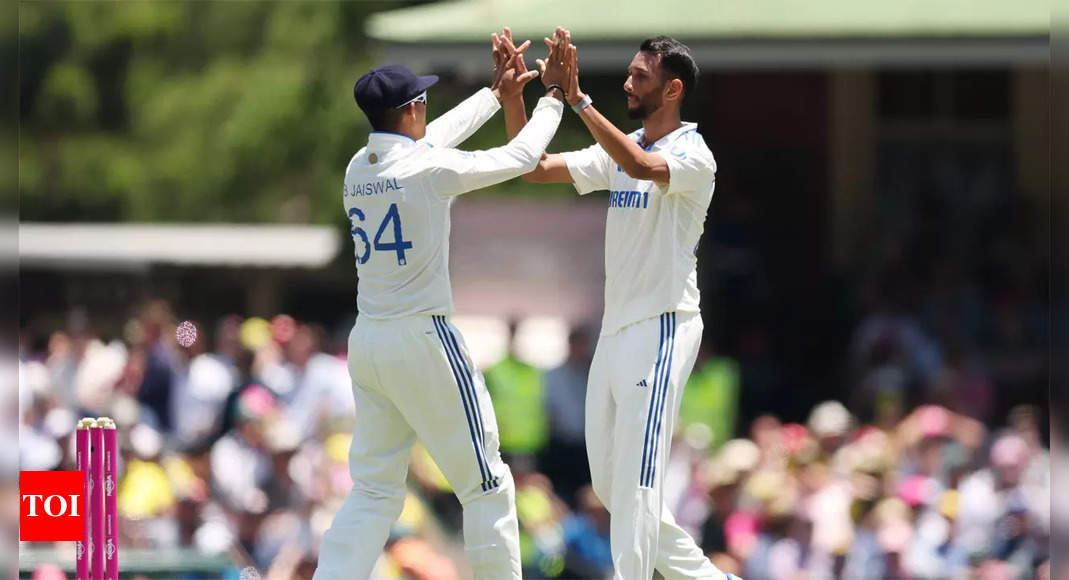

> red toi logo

[{"left": 20, "top": 471, "right": 84, "bottom": 541}]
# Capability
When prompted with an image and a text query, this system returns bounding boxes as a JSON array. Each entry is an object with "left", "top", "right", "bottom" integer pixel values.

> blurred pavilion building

[
  {"left": 365, "top": 0, "right": 1049, "bottom": 415},
  {"left": 20, "top": 0, "right": 1048, "bottom": 417}
]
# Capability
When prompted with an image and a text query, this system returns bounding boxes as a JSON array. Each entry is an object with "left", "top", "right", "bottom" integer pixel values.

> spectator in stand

[
  {"left": 211, "top": 385, "right": 277, "bottom": 515},
  {"left": 484, "top": 318, "right": 547, "bottom": 469},
  {"left": 540, "top": 323, "right": 594, "bottom": 507},
  {"left": 15, "top": 295, "right": 1051, "bottom": 579},
  {"left": 136, "top": 300, "right": 181, "bottom": 433},
  {"left": 561, "top": 485, "right": 612, "bottom": 579},
  {"left": 261, "top": 322, "right": 354, "bottom": 441},
  {"left": 679, "top": 339, "right": 740, "bottom": 449},
  {"left": 170, "top": 319, "right": 242, "bottom": 450}
]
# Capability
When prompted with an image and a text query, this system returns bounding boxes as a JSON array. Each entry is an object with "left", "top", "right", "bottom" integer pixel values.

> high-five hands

[
  {"left": 490, "top": 27, "right": 539, "bottom": 102},
  {"left": 536, "top": 27, "right": 571, "bottom": 96},
  {"left": 536, "top": 28, "right": 586, "bottom": 106},
  {"left": 561, "top": 29, "right": 586, "bottom": 107},
  {"left": 489, "top": 26, "right": 584, "bottom": 104}
]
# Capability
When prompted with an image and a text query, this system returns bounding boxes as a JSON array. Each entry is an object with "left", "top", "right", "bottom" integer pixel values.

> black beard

[{"left": 627, "top": 105, "right": 648, "bottom": 120}]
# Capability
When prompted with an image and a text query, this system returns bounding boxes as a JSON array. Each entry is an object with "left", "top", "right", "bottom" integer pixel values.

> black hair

[
  {"left": 639, "top": 36, "right": 699, "bottom": 100},
  {"left": 367, "top": 107, "right": 406, "bottom": 132}
]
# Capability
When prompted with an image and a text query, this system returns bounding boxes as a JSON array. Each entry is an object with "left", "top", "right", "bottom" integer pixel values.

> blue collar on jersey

[{"left": 637, "top": 123, "right": 697, "bottom": 150}]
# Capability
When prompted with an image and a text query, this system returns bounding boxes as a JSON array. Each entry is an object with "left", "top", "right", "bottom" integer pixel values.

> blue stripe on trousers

[
  {"left": 640, "top": 314, "right": 670, "bottom": 487},
  {"left": 441, "top": 317, "right": 499, "bottom": 491},
  {"left": 431, "top": 316, "right": 491, "bottom": 491},
  {"left": 647, "top": 312, "right": 676, "bottom": 486}
]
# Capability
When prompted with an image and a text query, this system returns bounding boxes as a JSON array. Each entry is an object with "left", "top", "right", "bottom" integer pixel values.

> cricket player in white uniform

[
  {"left": 521, "top": 30, "right": 734, "bottom": 579},
  {"left": 313, "top": 34, "right": 571, "bottom": 580}
]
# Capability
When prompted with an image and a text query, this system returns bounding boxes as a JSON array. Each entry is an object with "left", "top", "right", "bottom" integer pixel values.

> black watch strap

[{"left": 545, "top": 84, "right": 566, "bottom": 98}]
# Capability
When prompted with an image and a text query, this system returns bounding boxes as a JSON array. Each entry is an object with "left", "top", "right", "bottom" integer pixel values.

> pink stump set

[{"left": 76, "top": 417, "right": 118, "bottom": 580}]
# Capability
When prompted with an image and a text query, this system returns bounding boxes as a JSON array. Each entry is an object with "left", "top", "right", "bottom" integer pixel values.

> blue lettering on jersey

[
  {"left": 344, "top": 177, "right": 402, "bottom": 198},
  {"left": 609, "top": 190, "right": 649, "bottom": 209}
]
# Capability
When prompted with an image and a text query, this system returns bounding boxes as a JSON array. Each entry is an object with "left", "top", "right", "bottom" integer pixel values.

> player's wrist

[
  {"left": 565, "top": 89, "right": 582, "bottom": 106},
  {"left": 504, "top": 90, "right": 525, "bottom": 104},
  {"left": 570, "top": 92, "right": 591, "bottom": 112},
  {"left": 544, "top": 84, "right": 566, "bottom": 102},
  {"left": 495, "top": 90, "right": 523, "bottom": 105}
]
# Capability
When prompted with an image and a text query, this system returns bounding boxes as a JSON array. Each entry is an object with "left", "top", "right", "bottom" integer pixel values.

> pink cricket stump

[
  {"left": 100, "top": 418, "right": 119, "bottom": 580},
  {"left": 90, "top": 423, "right": 105, "bottom": 580},
  {"left": 76, "top": 418, "right": 94, "bottom": 580}
]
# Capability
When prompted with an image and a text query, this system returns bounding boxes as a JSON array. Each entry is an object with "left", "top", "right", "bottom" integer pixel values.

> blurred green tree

[
  {"left": 18, "top": 1, "right": 594, "bottom": 224},
  {"left": 18, "top": 2, "right": 397, "bottom": 223}
]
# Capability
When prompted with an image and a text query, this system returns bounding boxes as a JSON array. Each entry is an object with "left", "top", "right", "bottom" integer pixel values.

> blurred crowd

[
  {"left": 681, "top": 403, "right": 1049, "bottom": 579},
  {"left": 17, "top": 297, "right": 1050, "bottom": 579},
  {"left": 19, "top": 301, "right": 361, "bottom": 579}
]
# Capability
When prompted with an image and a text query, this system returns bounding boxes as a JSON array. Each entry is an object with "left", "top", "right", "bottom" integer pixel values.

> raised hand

[
  {"left": 564, "top": 32, "right": 585, "bottom": 107},
  {"left": 491, "top": 28, "right": 528, "bottom": 88},
  {"left": 536, "top": 27, "right": 570, "bottom": 89},
  {"left": 491, "top": 27, "right": 538, "bottom": 101}
]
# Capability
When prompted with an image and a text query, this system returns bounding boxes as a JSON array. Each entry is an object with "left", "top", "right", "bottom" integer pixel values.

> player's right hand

[{"left": 536, "top": 27, "right": 570, "bottom": 90}]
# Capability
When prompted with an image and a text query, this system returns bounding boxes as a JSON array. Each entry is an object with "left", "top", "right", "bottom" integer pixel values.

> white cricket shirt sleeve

[
  {"left": 659, "top": 139, "right": 716, "bottom": 196},
  {"left": 561, "top": 143, "right": 614, "bottom": 195},
  {"left": 423, "top": 96, "right": 565, "bottom": 197},
  {"left": 421, "top": 87, "right": 501, "bottom": 149}
]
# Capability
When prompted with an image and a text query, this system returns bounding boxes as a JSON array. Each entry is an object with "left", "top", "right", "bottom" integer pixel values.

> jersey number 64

[{"left": 348, "top": 203, "right": 413, "bottom": 266}]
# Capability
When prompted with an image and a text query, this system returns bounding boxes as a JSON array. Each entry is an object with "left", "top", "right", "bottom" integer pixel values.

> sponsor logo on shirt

[{"left": 609, "top": 190, "right": 649, "bottom": 209}]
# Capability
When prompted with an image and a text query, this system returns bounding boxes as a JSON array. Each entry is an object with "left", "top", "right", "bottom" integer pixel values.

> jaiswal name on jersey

[{"left": 344, "top": 177, "right": 403, "bottom": 198}]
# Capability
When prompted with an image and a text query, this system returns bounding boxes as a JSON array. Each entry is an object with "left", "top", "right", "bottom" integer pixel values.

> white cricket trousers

[
  {"left": 587, "top": 311, "right": 728, "bottom": 580},
  {"left": 313, "top": 314, "right": 521, "bottom": 580}
]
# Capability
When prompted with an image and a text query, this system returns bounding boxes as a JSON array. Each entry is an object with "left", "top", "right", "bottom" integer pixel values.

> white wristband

[{"left": 571, "top": 93, "right": 593, "bottom": 114}]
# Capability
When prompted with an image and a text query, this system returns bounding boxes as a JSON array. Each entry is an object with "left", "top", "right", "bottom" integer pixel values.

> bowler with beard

[{"left": 519, "top": 31, "right": 728, "bottom": 579}]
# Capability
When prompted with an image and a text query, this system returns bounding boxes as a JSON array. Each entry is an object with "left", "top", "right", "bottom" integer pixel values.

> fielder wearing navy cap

[
  {"left": 353, "top": 64, "right": 439, "bottom": 117},
  {"left": 315, "top": 29, "right": 573, "bottom": 580}
]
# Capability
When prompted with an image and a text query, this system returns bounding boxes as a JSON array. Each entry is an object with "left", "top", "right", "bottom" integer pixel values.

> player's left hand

[
  {"left": 561, "top": 29, "right": 586, "bottom": 107},
  {"left": 491, "top": 27, "right": 538, "bottom": 101}
]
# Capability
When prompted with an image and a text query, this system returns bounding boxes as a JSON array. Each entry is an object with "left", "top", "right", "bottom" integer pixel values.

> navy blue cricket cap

[{"left": 354, "top": 64, "right": 439, "bottom": 116}]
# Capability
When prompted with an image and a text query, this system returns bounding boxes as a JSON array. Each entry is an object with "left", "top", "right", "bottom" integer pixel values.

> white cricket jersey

[
  {"left": 344, "top": 88, "right": 565, "bottom": 318},
  {"left": 562, "top": 122, "right": 716, "bottom": 335}
]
